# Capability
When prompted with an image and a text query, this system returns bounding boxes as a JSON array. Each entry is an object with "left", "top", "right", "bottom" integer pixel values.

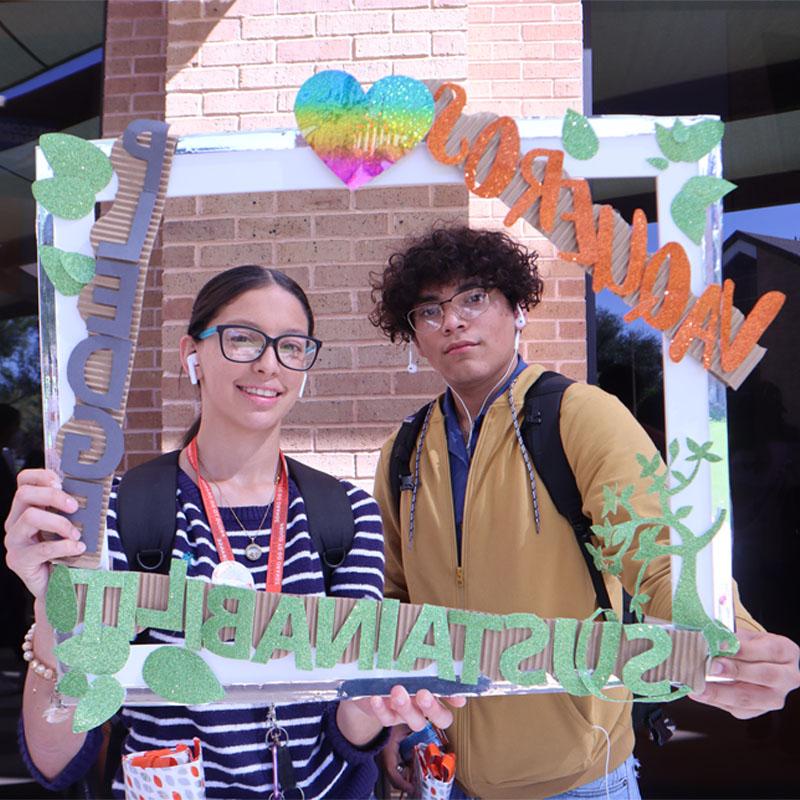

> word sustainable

[
  {"left": 426, "top": 83, "right": 785, "bottom": 386},
  {"left": 48, "top": 560, "right": 703, "bottom": 732}
]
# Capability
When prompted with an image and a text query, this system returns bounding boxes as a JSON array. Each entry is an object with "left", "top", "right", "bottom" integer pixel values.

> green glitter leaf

[
  {"left": 655, "top": 119, "right": 724, "bottom": 163},
  {"left": 57, "top": 670, "right": 89, "bottom": 698},
  {"left": 61, "top": 251, "right": 96, "bottom": 285},
  {"left": 39, "top": 133, "right": 113, "bottom": 193},
  {"left": 143, "top": 646, "right": 225, "bottom": 704},
  {"left": 31, "top": 176, "right": 97, "bottom": 220},
  {"left": 46, "top": 564, "right": 78, "bottom": 633},
  {"left": 668, "top": 439, "right": 680, "bottom": 463},
  {"left": 72, "top": 675, "right": 125, "bottom": 733},
  {"left": 647, "top": 157, "right": 669, "bottom": 171},
  {"left": 561, "top": 109, "right": 599, "bottom": 160},
  {"left": 39, "top": 246, "right": 84, "bottom": 296},
  {"left": 600, "top": 484, "right": 619, "bottom": 518},
  {"left": 671, "top": 176, "right": 737, "bottom": 245},
  {"left": 55, "top": 627, "right": 131, "bottom": 675}
]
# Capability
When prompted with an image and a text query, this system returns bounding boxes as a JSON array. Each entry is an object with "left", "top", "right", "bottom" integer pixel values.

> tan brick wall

[
  {"left": 160, "top": 186, "right": 468, "bottom": 488},
  {"left": 103, "top": 0, "right": 168, "bottom": 469},
  {"left": 466, "top": 0, "right": 586, "bottom": 382},
  {"left": 101, "top": 0, "right": 586, "bottom": 481}
]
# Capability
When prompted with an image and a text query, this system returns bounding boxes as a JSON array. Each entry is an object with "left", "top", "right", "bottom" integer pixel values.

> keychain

[{"left": 266, "top": 705, "right": 303, "bottom": 800}]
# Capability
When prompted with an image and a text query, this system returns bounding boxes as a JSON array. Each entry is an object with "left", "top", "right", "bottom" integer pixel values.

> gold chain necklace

[{"left": 198, "top": 457, "right": 279, "bottom": 562}]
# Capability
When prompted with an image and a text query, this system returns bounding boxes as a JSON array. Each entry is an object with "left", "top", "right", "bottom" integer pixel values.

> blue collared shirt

[{"left": 442, "top": 357, "right": 527, "bottom": 562}]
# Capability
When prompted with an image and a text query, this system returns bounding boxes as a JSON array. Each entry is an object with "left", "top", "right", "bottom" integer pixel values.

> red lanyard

[{"left": 185, "top": 438, "right": 289, "bottom": 593}]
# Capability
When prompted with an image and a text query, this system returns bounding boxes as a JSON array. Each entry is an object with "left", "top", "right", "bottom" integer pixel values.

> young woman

[{"left": 5, "top": 265, "right": 461, "bottom": 799}]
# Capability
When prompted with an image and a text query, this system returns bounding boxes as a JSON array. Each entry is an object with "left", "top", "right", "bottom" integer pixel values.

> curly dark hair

[{"left": 370, "top": 225, "right": 544, "bottom": 342}]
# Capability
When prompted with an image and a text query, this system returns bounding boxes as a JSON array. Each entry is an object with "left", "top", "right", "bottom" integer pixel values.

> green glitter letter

[
  {"left": 395, "top": 605, "right": 455, "bottom": 681},
  {"left": 137, "top": 558, "right": 188, "bottom": 632},
  {"left": 499, "top": 613, "right": 548, "bottom": 686},
  {"left": 376, "top": 598, "right": 400, "bottom": 670},
  {"left": 621, "top": 624, "right": 673, "bottom": 697},
  {"left": 449, "top": 609, "right": 503, "bottom": 685},
  {"left": 552, "top": 618, "right": 590, "bottom": 695},
  {"left": 201, "top": 585, "right": 255, "bottom": 661},
  {"left": 316, "top": 597, "right": 378, "bottom": 670},
  {"left": 184, "top": 578, "right": 205, "bottom": 651},
  {"left": 253, "top": 595, "right": 313, "bottom": 671}
]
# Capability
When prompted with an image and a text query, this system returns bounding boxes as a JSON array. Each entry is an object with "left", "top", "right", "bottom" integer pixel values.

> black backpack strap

[
  {"left": 389, "top": 401, "right": 435, "bottom": 513},
  {"left": 286, "top": 457, "right": 355, "bottom": 595},
  {"left": 116, "top": 450, "right": 181, "bottom": 574},
  {"left": 522, "top": 372, "right": 613, "bottom": 612}
]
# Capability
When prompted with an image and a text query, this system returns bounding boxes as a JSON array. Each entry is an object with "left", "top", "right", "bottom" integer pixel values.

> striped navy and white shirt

[{"left": 23, "top": 467, "right": 386, "bottom": 800}]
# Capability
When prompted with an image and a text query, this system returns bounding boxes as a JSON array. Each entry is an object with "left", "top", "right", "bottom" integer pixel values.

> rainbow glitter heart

[{"left": 294, "top": 71, "right": 435, "bottom": 190}]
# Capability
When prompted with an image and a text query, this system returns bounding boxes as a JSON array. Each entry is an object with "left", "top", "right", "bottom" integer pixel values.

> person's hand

[
  {"left": 336, "top": 685, "right": 465, "bottom": 748},
  {"left": 690, "top": 629, "right": 800, "bottom": 719},
  {"left": 380, "top": 723, "right": 414, "bottom": 795},
  {"left": 4, "top": 469, "right": 85, "bottom": 599}
]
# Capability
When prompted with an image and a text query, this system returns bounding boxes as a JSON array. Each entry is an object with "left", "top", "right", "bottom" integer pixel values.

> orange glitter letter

[
  {"left": 464, "top": 117, "right": 520, "bottom": 198},
  {"left": 669, "top": 284, "right": 722, "bottom": 368},
  {"left": 720, "top": 279, "right": 786, "bottom": 373},
  {"left": 504, "top": 149, "right": 565, "bottom": 232},
  {"left": 624, "top": 243, "right": 691, "bottom": 331},
  {"left": 427, "top": 83, "right": 469, "bottom": 166},
  {"left": 593, "top": 208, "right": 648, "bottom": 298}
]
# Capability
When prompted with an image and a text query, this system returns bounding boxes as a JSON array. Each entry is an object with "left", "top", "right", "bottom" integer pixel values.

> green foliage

[
  {"left": 647, "top": 157, "right": 669, "bottom": 171},
  {"left": 46, "top": 565, "right": 78, "bottom": 633},
  {"left": 55, "top": 627, "right": 131, "bottom": 674},
  {"left": 57, "top": 670, "right": 89, "bottom": 698},
  {"left": 142, "top": 647, "right": 225, "bottom": 704},
  {"left": 562, "top": 109, "right": 599, "bottom": 160},
  {"left": 588, "top": 437, "right": 731, "bottom": 651},
  {"left": 73, "top": 675, "right": 125, "bottom": 733},
  {"left": 671, "top": 176, "right": 737, "bottom": 245},
  {"left": 655, "top": 119, "right": 724, "bottom": 163}
]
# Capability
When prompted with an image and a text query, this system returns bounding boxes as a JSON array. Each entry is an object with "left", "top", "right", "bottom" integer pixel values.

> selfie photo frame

[{"left": 34, "top": 77, "right": 773, "bottom": 703}]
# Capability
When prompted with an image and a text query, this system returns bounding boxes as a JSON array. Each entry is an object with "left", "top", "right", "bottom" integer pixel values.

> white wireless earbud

[
  {"left": 407, "top": 345, "right": 419, "bottom": 374},
  {"left": 299, "top": 373, "right": 308, "bottom": 398},
  {"left": 514, "top": 305, "right": 526, "bottom": 331},
  {"left": 186, "top": 353, "right": 200, "bottom": 385}
]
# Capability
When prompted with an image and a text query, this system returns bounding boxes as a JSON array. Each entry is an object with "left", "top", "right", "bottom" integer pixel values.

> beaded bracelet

[{"left": 22, "top": 623, "right": 57, "bottom": 682}]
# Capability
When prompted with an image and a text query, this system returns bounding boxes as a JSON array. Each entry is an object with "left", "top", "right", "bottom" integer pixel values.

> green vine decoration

[{"left": 587, "top": 438, "right": 738, "bottom": 657}]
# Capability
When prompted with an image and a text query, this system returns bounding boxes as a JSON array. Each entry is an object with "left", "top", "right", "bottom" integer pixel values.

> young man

[{"left": 370, "top": 225, "right": 800, "bottom": 799}]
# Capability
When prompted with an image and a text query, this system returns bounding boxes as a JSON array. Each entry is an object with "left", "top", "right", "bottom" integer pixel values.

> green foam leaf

[
  {"left": 562, "top": 109, "right": 599, "bottom": 160},
  {"left": 39, "top": 246, "right": 84, "bottom": 296},
  {"left": 143, "top": 646, "right": 225, "bottom": 704},
  {"left": 31, "top": 176, "right": 97, "bottom": 220},
  {"left": 647, "top": 157, "right": 669, "bottom": 171},
  {"left": 57, "top": 670, "right": 89, "bottom": 698},
  {"left": 55, "top": 627, "right": 131, "bottom": 675},
  {"left": 72, "top": 675, "right": 125, "bottom": 733},
  {"left": 656, "top": 119, "right": 724, "bottom": 163},
  {"left": 39, "top": 133, "right": 113, "bottom": 193},
  {"left": 673, "top": 176, "right": 734, "bottom": 242},
  {"left": 61, "top": 251, "right": 96, "bottom": 285},
  {"left": 46, "top": 564, "right": 78, "bottom": 633}
]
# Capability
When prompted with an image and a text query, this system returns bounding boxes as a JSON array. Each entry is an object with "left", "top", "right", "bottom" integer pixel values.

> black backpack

[
  {"left": 388, "top": 370, "right": 673, "bottom": 745},
  {"left": 115, "top": 450, "right": 355, "bottom": 593}
]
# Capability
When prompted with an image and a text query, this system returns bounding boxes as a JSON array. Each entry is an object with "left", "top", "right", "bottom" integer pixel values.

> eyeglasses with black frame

[
  {"left": 407, "top": 287, "right": 491, "bottom": 332},
  {"left": 197, "top": 325, "right": 322, "bottom": 371}
]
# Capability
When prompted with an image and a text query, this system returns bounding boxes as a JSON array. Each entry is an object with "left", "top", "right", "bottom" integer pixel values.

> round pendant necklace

[{"left": 200, "top": 459, "right": 277, "bottom": 562}]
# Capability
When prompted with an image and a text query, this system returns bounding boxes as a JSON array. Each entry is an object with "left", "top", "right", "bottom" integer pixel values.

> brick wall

[
  {"left": 102, "top": 0, "right": 586, "bottom": 482},
  {"left": 160, "top": 185, "right": 467, "bottom": 490},
  {"left": 466, "top": 0, "right": 586, "bottom": 382},
  {"left": 102, "top": 0, "right": 168, "bottom": 469}
]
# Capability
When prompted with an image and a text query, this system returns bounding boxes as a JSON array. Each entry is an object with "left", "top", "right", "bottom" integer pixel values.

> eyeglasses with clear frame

[
  {"left": 197, "top": 325, "right": 322, "bottom": 371},
  {"left": 407, "top": 287, "right": 491, "bottom": 332}
]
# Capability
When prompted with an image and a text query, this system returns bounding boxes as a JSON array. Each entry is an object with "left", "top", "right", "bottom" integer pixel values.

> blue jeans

[{"left": 449, "top": 755, "right": 641, "bottom": 800}]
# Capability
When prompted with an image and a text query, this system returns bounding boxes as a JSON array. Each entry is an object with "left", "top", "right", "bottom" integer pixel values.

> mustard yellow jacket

[{"left": 374, "top": 364, "right": 760, "bottom": 799}]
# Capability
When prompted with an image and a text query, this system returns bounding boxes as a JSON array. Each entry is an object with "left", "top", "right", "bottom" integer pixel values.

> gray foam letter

[
  {"left": 66, "top": 334, "right": 132, "bottom": 411},
  {"left": 60, "top": 406, "right": 124, "bottom": 480},
  {"left": 61, "top": 477, "right": 104, "bottom": 555},
  {"left": 86, "top": 257, "right": 141, "bottom": 339}
]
